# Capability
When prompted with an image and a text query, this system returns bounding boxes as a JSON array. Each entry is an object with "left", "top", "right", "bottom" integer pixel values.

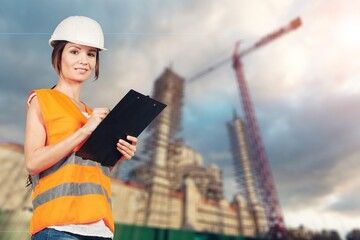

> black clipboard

[{"left": 76, "top": 89, "right": 166, "bottom": 167}]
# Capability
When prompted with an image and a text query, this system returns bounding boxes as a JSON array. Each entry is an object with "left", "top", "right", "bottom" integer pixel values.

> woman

[{"left": 24, "top": 16, "right": 137, "bottom": 240}]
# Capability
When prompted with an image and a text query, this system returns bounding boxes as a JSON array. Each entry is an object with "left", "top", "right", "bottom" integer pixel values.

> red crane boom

[{"left": 188, "top": 18, "right": 301, "bottom": 82}]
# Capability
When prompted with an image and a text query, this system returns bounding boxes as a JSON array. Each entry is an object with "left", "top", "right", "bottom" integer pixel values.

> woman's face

[{"left": 60, "top": 42, "right": 97, "bottom": 82}]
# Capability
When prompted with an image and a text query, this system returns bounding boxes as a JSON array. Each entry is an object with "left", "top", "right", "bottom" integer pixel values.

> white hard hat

[{"left": 49, "top": 16, "right": 107, "bottom": 50}]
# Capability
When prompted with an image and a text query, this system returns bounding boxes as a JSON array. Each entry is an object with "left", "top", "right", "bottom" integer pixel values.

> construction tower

[{"left": 142, "top": 67, "right": 185, "bottom": 228}]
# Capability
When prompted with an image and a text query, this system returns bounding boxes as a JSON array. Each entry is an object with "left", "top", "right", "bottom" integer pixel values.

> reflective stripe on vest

[
  {"left": 33, "top": 182, "right": 111, "bottom": 210},
  {"left": 31, "top": 153, "right": 111, "bottom": 208},
  {"left": 32, "top": 153, "right": 110, "bottom": 188}
]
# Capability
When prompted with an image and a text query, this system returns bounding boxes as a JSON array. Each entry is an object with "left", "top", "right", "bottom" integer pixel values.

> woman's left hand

[{"left": 117, "top": 135, "right": 138, "bottom": 161}]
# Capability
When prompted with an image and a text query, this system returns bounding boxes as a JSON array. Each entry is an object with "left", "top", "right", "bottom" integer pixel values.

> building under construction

[{"left": 125, "top": 67, "right": 266, "bottom": 235}]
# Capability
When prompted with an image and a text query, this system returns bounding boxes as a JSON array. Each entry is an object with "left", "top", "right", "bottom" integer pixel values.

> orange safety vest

[{"left": 28, "top": 89, "right": 114, "bottom": 235}]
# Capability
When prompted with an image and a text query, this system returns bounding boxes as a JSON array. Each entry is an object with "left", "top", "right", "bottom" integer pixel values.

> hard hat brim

[{"left": 49, "top": 39, "right": 107, "bottom": 51}]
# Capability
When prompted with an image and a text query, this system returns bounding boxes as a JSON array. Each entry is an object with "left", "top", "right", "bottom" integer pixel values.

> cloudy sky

[{"left": 1, "top": 0, "right": 360, "bottom": 236}]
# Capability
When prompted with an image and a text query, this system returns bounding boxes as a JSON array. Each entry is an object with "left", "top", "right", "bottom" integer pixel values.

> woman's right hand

[{"left": 81, "top": 108, "right": 110, "bottom": 135}]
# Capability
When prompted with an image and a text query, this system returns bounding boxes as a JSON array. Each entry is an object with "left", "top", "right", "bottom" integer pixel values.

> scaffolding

[
  {"left": 140, "top": 67, "right": 185, "bottom": 228},
  {"left": 227, "top": 111, "right": 266, "bottom": 235}
]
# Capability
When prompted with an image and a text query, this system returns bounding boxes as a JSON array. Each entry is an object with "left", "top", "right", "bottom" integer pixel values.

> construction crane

[{"left": 188, "top": 17, "right": 302, "bottom": 238}]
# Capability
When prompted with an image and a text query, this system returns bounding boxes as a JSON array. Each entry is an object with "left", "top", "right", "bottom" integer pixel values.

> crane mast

[
  {"left": 188, "top": 17, "right": 301, "bottom": 238},
  {"left": 232, "top": 18, "right": 301, "bottom": 238},
  {"left": 234, "top": 46, "right": 285, "bottom": 235}
]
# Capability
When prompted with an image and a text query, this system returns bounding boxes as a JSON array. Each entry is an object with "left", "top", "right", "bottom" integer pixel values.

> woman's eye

[
  {"left": 88, "top": 53, "right": 96, "bottom": 57},
  {"left": 70, "top": 50, "right": 78, "bottom": 55}
]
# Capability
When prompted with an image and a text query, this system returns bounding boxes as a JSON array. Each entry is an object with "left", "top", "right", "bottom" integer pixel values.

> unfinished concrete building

[
  {"left": 227, "top": 112, "right": 267, "bottom": 235},
  {"left": 119, "top": 139, "right": 257, "bottom": 235}
]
